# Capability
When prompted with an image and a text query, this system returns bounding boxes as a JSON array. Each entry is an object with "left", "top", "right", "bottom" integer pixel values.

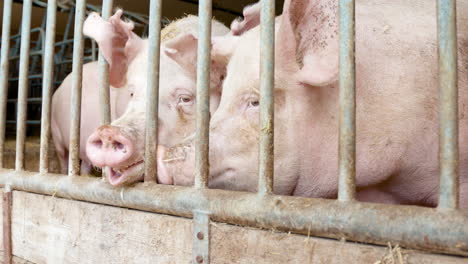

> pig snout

[{"left": 86, "top": 125, "right": 134, "bottom": 168}]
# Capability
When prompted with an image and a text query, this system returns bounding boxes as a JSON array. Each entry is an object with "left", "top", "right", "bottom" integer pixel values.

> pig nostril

[
  {"left": 93, "top": 140, "right": 103, "bottom": 148},
  {"left": 113, "top": 141, "right": 125, "bottom": 150}
]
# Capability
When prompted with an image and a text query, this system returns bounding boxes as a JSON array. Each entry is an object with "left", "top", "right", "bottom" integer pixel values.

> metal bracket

[
  {"left": 193, "top": 210, "right": 210, "bottom": 264},
  {"left": 3, "top": 185, "right": 12, "bottom": 264}
]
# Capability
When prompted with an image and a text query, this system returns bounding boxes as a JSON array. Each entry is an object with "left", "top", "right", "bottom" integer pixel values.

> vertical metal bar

[
  {"left": 68, "top": 0, "right": 86, "bottom": 176},
  {"left": 337, "top": 0, "right": 356, "bottom": 202},
  {"left": 194, "top": 0, "right": 212, "bottom": 188},
  {"left": 437, "top": 0, "right": 458, "bottom": 209},
  {"left": 98, "top": 0, "right": 113, "bottom": 126},
  {"left": 39, "top": 0, "right": 57, "bottom": 174},
  {"left": 257, "top": 0, "right": 275, "bottom": 195},
  {"left": 15, "top": 0, "right": 33, "bottom": 171},
  {"left": 0, "top": 0, "right": 13, "bottom": 168},
  {"left": 144, "top": 0, "right": 162, "bottom": 183},
  {"left": 2, "top": 186, "right": 12, "bottom": 264}
]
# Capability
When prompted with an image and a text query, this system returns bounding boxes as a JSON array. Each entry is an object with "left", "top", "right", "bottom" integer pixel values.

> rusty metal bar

[
  {"left": 0, "top": 0, "right": 13, "bottom": 168},
  {"left": 0, "top": 170, "right": 467, "bottom": 256},
  {"left": 15, "top": 0, "right": 33, "bottom": 171},
  {"left": 98, "top": 0, "right": 113, "bottom": 126},
  {"left": 39, "top": 0, "right": 57, "bottom": 174},
  {"left": 437, "top": 0, "right": 459, "bottom": 209},
  {"left": 144, "top": 0, "right": 162, "bottom": 183},
  {"left": 194, "top": 0, "right": 212, "bottom": 188},
  {"left": 2, "top": 185, "right": 12, "bottom": 264},
  {"left": 68, "top": 0, "right": 86, "bottom": 176},
  {"left": 338, "top": 0, "right": 356, "bottom": 201},
  {"left": 257, "top": 0, "right": 275, "bottom": 195}
]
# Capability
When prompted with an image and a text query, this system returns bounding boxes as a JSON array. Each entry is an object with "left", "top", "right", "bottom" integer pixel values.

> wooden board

[{"left": 0, "top": 190, "right": 466, "bottom": 264}]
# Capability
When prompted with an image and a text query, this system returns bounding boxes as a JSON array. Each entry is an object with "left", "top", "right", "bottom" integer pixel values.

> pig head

[
  {"left": 84, "top": 10, "right": 230, "bottom": 186},
  {"left": 51, "top": 61, "right": 132, "bottom": 175},
  {"left": 205, "top": 0, "right": 468, "bottom": 208}
]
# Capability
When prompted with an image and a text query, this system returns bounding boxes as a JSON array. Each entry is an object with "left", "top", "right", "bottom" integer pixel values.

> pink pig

[
  {"left": 51, "top": 61, "right": 132, "bottom": 175},
  {"left": 158, "top": 0, "right": 468, "bottom": 208},
  {"left": 83, "top": 10, "right": 229, "bottom": 186}
]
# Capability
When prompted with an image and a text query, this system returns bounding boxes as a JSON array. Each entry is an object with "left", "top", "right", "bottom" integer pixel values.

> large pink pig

[
  {"left": 84, "top": 10, "right": 229, "bottom": 186},
  {"left": 159, "top": 0, "right": 468, "bottom": 208},
  {"left": 51, "top": 61, "right": 132, "bottom": 174}
]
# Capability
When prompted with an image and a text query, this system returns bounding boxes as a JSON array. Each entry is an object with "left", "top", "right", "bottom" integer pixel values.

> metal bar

[
  {"left": 437, "top": 0, "right": 459, "bottom": 210},
  {"left": 2, "top": 186, "right": 12, "bottom": 264},
  {"left": 15, "top": 0, "right": 33, "bottom": 171},
  {"left": 8, "top": 74, "right": 43, "bottom": 81},
  {"left": 98, "top": 0, "right": 113, "bottom": 126},
  {"left": 39, "top": 0, "right": 57, "bottom": 174},
  {"left": 6, "top": 121, "right": 41, "bottom": 125},
  {"left": 0, "top": 0, "right": 13, "bottom": 168},
  {"left": 257, "top": 0, "right": 275, "bottom": 195},
  {"left": 144, "top": 0, "right": 163, "bottom": 183},
  {"left": 193, "top": 211, "right": 210, "bottom": 264},
  {"left": 7, "top": 98, "right": 43, "bottom": 103},
  {"left": 0, "top": 170, "right": 467, "bottom": 257},
  {"left": 68, "top": 0, "right": 86, "bottom": 176},
  {"left": 338, "top": 0, "right": 356, "bottom": 201},
  {"left": 194, "top": 0, "right": 212, "bottom": 188}
]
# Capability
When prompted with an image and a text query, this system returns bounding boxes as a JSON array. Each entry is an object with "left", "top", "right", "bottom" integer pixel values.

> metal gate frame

[{"left": 0, "top": 0, "right": 466, "bottom": 263}]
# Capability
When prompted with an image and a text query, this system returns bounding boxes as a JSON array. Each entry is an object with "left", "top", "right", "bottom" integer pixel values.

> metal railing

[{"left": 0, "top": 0, "right": 466, "bottom": 263}]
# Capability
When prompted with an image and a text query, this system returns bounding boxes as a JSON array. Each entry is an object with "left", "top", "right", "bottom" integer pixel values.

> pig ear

[
  {"left": 83, "top": 10, "right": 144, "bottom": 88},
  {"left": 164, "top": 34, "right": 198, "bottom": 76},
  {"left": 230, "top": 2, "right": 261, "bottom": 35},
  {"left": 164, "top": 33, "right": 238, "bottom": 88},
  {"left": 276, "top": 0, "right": 338, "bottom": 87}
]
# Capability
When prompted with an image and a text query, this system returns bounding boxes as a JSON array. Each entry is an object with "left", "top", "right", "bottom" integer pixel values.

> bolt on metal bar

[
  {"left": 194, "top": 0, "right": 212, "bottom": 188},
  {"left": 437, "top": 0, "right": 459, "bottom": 209},
  {"left": 193, "top": 211, "right": 210, "bottom": 264},
  {"left": 338, "top": 0, "right": 356, "bottom": 201},
  {"left": 2, "top": 185, "right": 12, "bottom": 264},
  {"left": 39, "top": 0, "right": 57, "bottom": 174},
  {"left": 257, "top": 0, "right": 275, "bottom": 195},
  {"left": 98, "top": 0, "right": 113, "bottom": 126},
  {"left": 0, "top": 170, "right": 467, "bottom": 257},
  {"left": 68, "top": 0, "right": 86, "bottom": 176},
  {"left": 144, "top": 0, "right": 163, "bottom": 183},
  {"left": 0, "top": 0, "right": 13, "bottom": 168},
  {"left": 15, "top": 0, "right": 33, "bottom": 171}
]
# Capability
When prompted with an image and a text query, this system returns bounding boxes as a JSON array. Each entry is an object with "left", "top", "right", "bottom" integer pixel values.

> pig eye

[
  {"left": 248, "top": 99, "right": 259, "bottom": 108},
  {"left": 178, "top": 95, "right": 193, "bottom": 105},
  {"left": 130, "top": 93, "right": 134, "bottom": 97}
]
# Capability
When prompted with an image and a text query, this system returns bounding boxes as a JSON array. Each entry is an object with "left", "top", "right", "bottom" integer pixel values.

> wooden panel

[{"left": 5, "top": 190, "right": 467, "bottom": 264}]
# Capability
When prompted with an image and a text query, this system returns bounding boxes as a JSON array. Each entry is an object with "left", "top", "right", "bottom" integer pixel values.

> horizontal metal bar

[
  {"left": 338, "top": 0, "right": 356, "bottom": 201},
  {"left": 8, "top": 27, "right": 44, "bottom": 39},
  {"left": 6, "top": 121, "right": 40, "bottom": 125},
  {"left": 9, "top": 51, "right": 43, "bottom": 60},
  {"left": 258, "top": 0, "right": 275, "bottom": 195},
  {"left": 0, "top": 0, "right": 13, "bottom": 168},
  {"left": 437, "top": 0, "right": 459, "bottom": 209},
  {"left": 0, "top": 169, "right": 466, "bottom": 257},
  {"left": 8, "top": 74, "right": 43, "bottom": 81},
  {"left": 7, "top": 98, "right": 42, "bottom": 103}
]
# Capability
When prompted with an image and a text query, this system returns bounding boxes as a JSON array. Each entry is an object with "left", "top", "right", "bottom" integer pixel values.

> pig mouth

[{"left": 106, "top": 160, "right": 144, "bottom": 186}]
